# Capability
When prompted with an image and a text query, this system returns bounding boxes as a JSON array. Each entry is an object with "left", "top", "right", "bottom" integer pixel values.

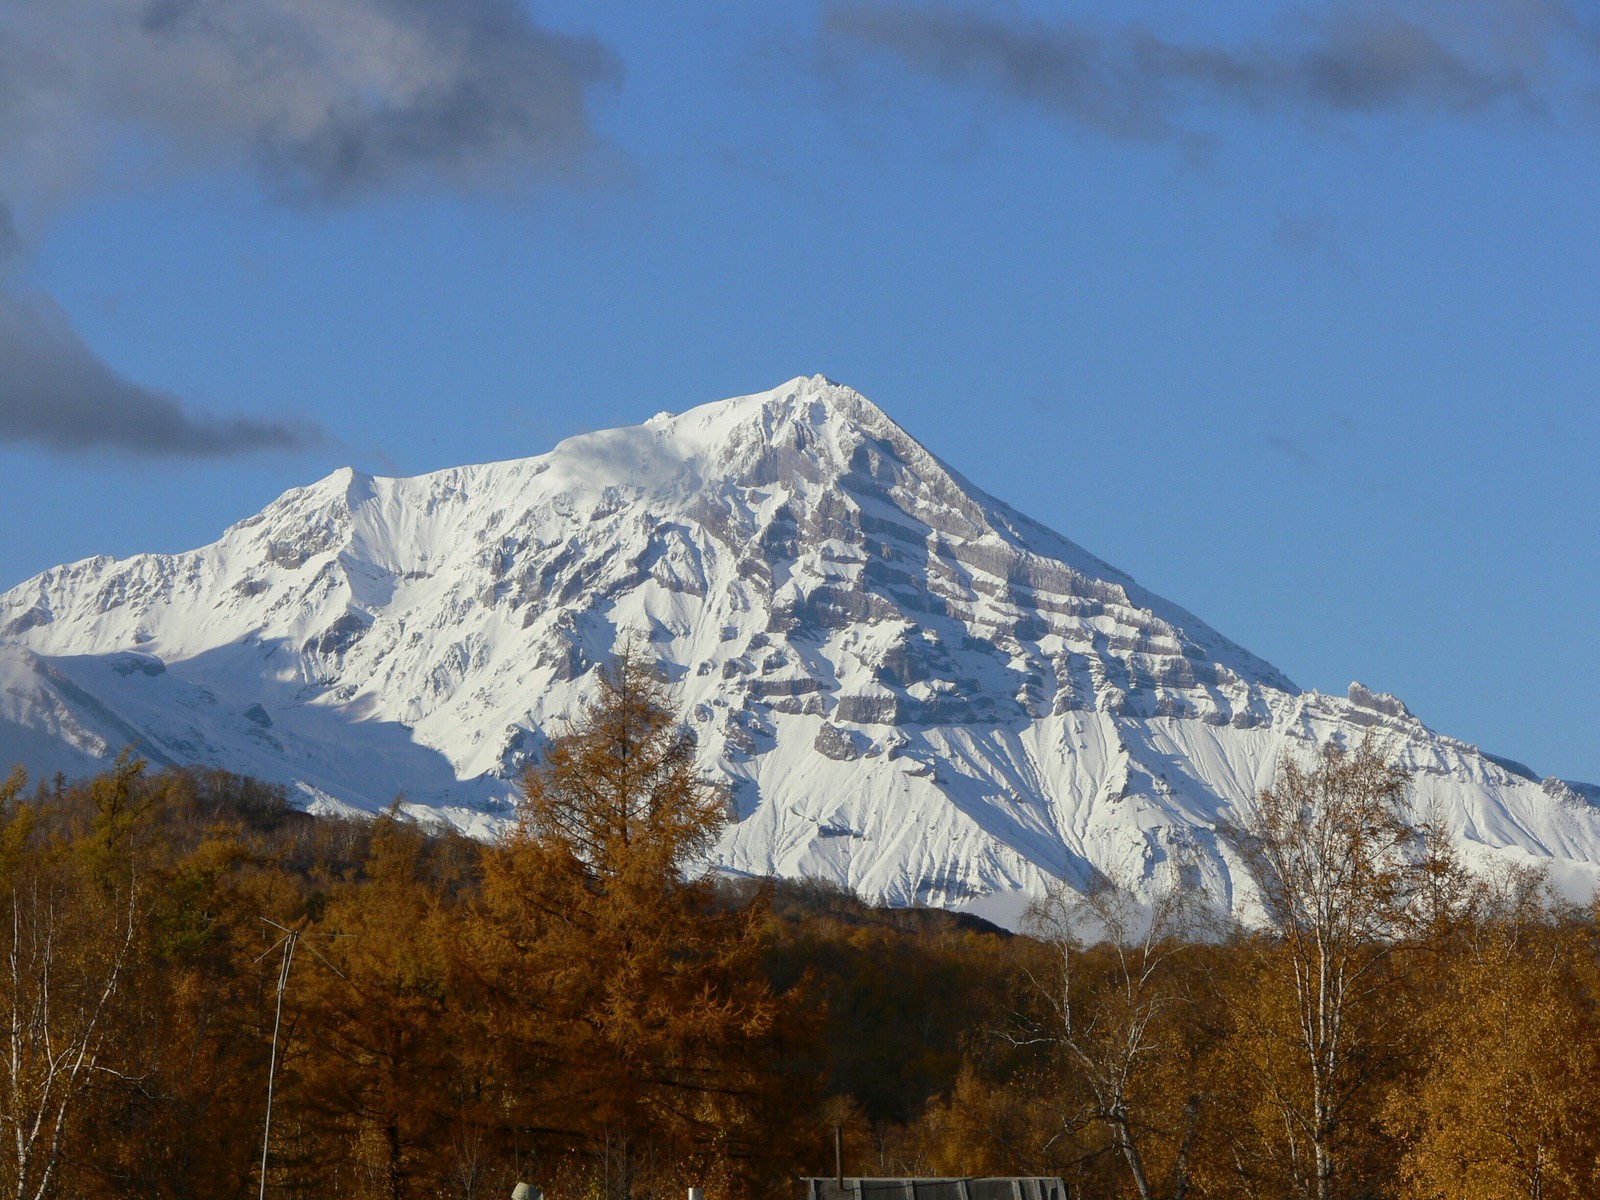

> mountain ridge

[{"left": 2, "top": 375, "right": 1595, "bottom": 925}]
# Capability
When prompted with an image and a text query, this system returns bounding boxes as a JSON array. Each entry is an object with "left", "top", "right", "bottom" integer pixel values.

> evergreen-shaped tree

[{"left": 473, "top": 646, "right": 803, "bottom": 1200}]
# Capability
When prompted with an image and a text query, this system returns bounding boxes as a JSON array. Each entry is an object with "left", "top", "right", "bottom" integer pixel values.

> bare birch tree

[
  {"left": 1018, "top": 864, "right": 1208, "bottom": 1200},
  {"left": 0, "top": 762, "right": 145, "bottom": 1200},
  {"left": 1226, "top": 736, "right": 1430, "bottom": 1200}
]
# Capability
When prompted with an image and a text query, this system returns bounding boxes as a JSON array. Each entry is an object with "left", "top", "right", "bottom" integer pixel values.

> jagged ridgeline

[{"left": 2, "top": 375, "right": 1597, "bottom": 925}]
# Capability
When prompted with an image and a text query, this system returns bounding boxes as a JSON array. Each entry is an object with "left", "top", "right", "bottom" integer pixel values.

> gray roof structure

[{"left": 800, "top": 1179, "right": 1068, "bottom": 1200}]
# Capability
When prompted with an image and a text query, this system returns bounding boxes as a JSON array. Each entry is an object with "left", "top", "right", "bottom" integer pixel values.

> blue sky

[{"left": 1, "top": 0, "right": 1596, "bottom": 781}]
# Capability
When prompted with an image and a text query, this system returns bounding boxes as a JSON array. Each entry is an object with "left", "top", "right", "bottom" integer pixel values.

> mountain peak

[
  {"left": 3, "top": 377, "right": 1597, "bottom": 926},
  {"left": 646, "top": 373, "right": 882, "bottom": 441}
]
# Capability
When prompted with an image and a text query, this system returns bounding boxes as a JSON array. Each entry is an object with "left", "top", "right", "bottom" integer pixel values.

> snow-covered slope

[{"left": 3, "top": 376, "right": 1597, "bottom": 921}]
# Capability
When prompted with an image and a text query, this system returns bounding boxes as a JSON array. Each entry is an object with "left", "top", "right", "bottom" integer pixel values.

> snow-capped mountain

[{"left": 2, "top": 375, "right": 1597, "bottom": 924}]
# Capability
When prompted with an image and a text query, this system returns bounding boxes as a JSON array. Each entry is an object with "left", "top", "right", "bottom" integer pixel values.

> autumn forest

[{"left": 2, "top": 654, "right": 1598, "bottom": 1200}]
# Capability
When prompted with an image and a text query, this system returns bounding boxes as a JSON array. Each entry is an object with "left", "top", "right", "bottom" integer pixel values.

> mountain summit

[{"left": 2, "top": 375, "right": 1596, "bottom": 923}]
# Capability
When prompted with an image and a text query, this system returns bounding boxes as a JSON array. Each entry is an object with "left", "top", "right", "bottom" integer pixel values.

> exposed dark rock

[
  {"left": 765, "top": 694, "right": 826, "bottom": 716},
  {"left": 303, "top": 611, "right": 371, "bottom": 660},
  {"left": 814, "top": 722, "right": 861, "bottom": 761},
  {"left": 1347, "top": 682, "right": 1412, "bottom": 719},
  {"left": 497, "top": 724, "right": 546, "bottom": 778},
  {"left": 746, "top": 676, "right": 822, "bottom": 698},
  {"left": 779, "top": 586, "right": 899, "bottom": 637},
  {"left": 110, "top": 653, "right": 166, "bottom": 678},
  {"left": 3, "top": 606, "right": 52, "bottom": 637},
  {"left": 834, "top": 693, "right": 901, "bottom": 725}
]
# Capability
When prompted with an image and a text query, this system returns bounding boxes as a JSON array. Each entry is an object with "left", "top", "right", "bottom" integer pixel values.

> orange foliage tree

[
  {"left": 473, "top": 646, "right": 805, "bottom": 1200},
  {"left": 1394, "top": 866, "right": 1600, "bottom": 1200},
  {"left": 1224, "top": 737, "right": 1439, "bottom": 1200}
]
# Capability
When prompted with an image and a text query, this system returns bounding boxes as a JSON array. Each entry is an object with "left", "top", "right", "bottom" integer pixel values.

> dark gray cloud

[
  {"left": 0, "top": 293, "right": 319, "bottom": 457},
  {"left": 0, "top": 0, "right": 613, "bottom": 460},
  {"left": 0, "top": 202, "right": 18, "bottom": 261},
  {"left": 822, "top": 1, "right": 1595, "bottom": 140},
  {"left": 0, "top": 0, "right": 620, "bottom": 206}
]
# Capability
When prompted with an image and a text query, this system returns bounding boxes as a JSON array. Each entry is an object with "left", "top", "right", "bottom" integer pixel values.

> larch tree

[
  {"left": 472, "top": 646, "right": 801, "bottom": 1200},
  {"left": 73, "top": 772, "right": 270, "bottom": 1200},
  {"left": 291, "top": 811, "right": 466, "bottom": 1200}
]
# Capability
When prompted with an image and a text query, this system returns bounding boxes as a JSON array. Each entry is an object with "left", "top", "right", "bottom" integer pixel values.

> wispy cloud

[
  {"left": 1273, "top": 207, "right": 1358, "bottom": 271},
  {"left": 821, "top": 1, "right": 1596, "bottom": 142},
  {"left": 1265, "top": 434, "right": 1318, "bottom": 465},
  {"left": 0, "top": 293, "right": 319, "bottom": 458}
]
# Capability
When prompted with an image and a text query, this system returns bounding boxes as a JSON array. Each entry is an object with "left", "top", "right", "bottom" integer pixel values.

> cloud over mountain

[{"left": 0, "top": 0, "right": 622, "bottom": 208}]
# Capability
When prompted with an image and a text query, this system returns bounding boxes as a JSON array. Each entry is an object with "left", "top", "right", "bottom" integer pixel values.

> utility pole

[
  {"left": 257, "top": 922, "right": 299, "bottom": 1200},
  {"left": 252, "top": 917, "right": 346, "bottom": 1198}
]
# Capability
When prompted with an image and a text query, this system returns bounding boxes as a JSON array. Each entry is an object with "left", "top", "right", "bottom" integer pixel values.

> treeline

[{"left": 1, "top": 657, "right": 1598, "bottom": 1199}]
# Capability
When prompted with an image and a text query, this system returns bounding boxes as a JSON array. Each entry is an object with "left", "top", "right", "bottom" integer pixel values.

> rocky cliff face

[{"left": 2, "top": 375, "right": 1596, "bottom": 924}]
